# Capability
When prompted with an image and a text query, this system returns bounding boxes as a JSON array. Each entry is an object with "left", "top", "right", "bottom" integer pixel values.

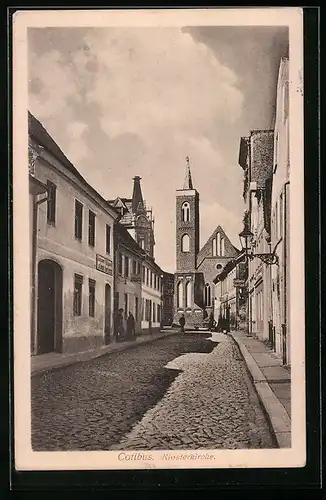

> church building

[
  {"left": 174, "top": 159, "right": 240, "bottom": 329},
  {"left": 108, "top": 175, "right": 155, "bottom": 258}
]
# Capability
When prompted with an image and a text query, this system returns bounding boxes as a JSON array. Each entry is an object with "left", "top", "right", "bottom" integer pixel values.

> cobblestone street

[{"left": 31, "top": 333, "right": 275, "bottom": 451}]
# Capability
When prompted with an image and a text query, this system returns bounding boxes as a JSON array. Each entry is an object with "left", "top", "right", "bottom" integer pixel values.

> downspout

[
  {"left": 283, "top": 180, "right": 290, "bottom": 363},
  {"left": 31, "top": 194, "right": 48, "bottom": 355}
]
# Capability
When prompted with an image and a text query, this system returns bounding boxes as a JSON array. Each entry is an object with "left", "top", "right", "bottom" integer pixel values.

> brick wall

[{"left": 176, "top": 191, "right": 199, "bottom": 272}]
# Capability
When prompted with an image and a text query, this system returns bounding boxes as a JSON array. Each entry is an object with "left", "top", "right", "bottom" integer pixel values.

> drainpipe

[
  {"left": 283, "top": 180, "right": 290, "bottom": 364},
  {"left": 31, "top": 194, "right": 48, "bottom": 355}
]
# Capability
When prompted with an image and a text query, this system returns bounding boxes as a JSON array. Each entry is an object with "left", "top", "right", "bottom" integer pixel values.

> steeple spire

[
  {"left": 183, "top": 156, "right": 194, "bottom": 190},
  {"left": 132, "top": 176, "right": 144, "bottom": 213}
]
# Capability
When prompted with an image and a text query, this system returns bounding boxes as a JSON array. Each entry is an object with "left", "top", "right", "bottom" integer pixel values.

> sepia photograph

[{"left": 13, "top": 8, "right": 305, "bottom": 470}]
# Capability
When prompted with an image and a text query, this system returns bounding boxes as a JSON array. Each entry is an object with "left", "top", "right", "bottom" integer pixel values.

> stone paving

[
  {"left": 31, "top": 334, "right": 216, "bottom": 451},
  {"left": 31, "top": 332, "right": 275, "bottom": 451},
  {"left": 111, "top": 333, "right": 275, "bottom": 450}
]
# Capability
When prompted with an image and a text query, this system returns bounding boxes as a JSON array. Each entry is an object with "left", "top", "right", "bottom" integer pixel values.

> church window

[
  {"left": 185, "top": 281, "right": 192, "bottom": 308},
  {"left": 181, "top": 202, "right": 190, "bottom": 222},
  {"left": 212, "top": 237, "right": 217, "bottom": 256},
  {"left": 221, "top": 238, "right": 225, "bottom": 257},
  {"left": 177, "top": 281, "right": 183, "bottom": 308},
  {"left": 181, "top": 234, "right": 190, "bottom": 252},
  {"left": 204, "top": 284, "right": 211, "bottom": 307},
  {"left": 217, "top": 232, "right": 221, "bottom": 255}
]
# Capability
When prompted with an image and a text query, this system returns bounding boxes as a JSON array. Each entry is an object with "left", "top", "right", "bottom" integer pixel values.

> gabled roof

[
  {"left": 115, "top": 222, "right": 146, "bottom": 257},
  {"left": 197, "top": 225, "right": 239, "bottom": 267},
  {"left": 28, "top": 111, "right": 120, "bottom": 219}
]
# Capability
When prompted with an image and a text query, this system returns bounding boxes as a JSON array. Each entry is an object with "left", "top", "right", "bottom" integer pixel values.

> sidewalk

[
  {"left": 230, "top": 330, "right": 291, "bottom": 448},
  {"left": 31, "top": 329, "right": 178, "bottom": 377}
]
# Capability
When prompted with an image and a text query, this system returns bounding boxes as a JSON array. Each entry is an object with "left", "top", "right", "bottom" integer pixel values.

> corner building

[{"left": 173, "top": 162, "right": 239, "bottom": 329}]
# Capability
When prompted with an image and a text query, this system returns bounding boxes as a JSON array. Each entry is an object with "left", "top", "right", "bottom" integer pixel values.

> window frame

[
  {"left": 73, "top": 274, "right": 83, "bottom": 316},
  {"left": 74, "top": 199, "right": 83, "bottom": 241},
  {"left": 106, "top": 224, "right": 111, "bottom": 255},
  {"left": 46, "top": 180, "right": 57, "bottom": 226},
  {"left": 88, "top": 278, "right": 96, "bottom": 317},
  {"left": 181, "top": 233, "right": 190, "bottom": 253},
  {"left": 88, "top": 210, "right": 96, "bottom": 247}
]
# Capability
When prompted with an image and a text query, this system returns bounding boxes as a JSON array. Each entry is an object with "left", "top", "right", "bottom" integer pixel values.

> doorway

[
  {"left": 37, "top": 259, "right": 63, "bottom": 354},
  {"left": 104, "top": 284, "right": 111, "bottom": 343}
]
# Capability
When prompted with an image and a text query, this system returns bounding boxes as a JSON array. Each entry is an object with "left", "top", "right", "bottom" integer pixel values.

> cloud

[{"left": 28, "top": 27, "right": 246, "bottom": 272}]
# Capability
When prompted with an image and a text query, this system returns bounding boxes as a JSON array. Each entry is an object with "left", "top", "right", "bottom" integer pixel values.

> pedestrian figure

[
  {"left": 115, "top": 308, "right": 125, "bottom": 342},
  {"left": 179, "top": 314, "right": 185, "bottom": 333},
  {"left": 126, "top": 311, "right": 136, "bottom": 340},
  {"left": 208, "top": 312, "right": 215, "bottom": 332}
]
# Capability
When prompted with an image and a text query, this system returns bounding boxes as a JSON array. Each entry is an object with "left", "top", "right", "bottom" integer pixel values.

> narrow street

[{"left": 31, "top": 333, "right": 275, "bottom": 451}]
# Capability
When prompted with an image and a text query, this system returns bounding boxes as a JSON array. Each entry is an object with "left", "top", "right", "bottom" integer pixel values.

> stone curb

[
  {"left": 230, "top": 333, "right": 291, "bottom": 449},
  {"left": 31, "top": 331, "right": 178, "bottom": 378}
]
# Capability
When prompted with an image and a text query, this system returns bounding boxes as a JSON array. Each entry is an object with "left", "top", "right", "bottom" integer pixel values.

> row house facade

[
  {"left": 238, "top": 129, "right": 274, "bottom": 343},
  {"left": 213, "top": 258, "right": 248, "bottom": 331},
  {"left": 236, "top": 57, "right": 290, "bottom": 365},
  {"left": 113, "top": 222, "right": 163, "bottom": 336},
  {"left": 271, "top": 57, "right": 290, "bottom": 364},
  {"left": 162, "top": 272, "right": 174, "bottom": 326},
  {"left": 28, "top": 111, "right": 119, "bottom": 356}
]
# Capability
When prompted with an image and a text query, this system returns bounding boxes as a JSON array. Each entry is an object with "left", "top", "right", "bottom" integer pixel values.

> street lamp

[{"left": 239, "top": 226, "right": 279, "bottom": 266}]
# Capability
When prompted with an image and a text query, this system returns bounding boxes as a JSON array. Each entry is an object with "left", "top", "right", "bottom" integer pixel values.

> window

[
  {"left": 124, "top": 256, "right": 129, "bottom": 278},
  {"left": 88, "top": 279, "right": 96, "bottom": 317},
  {"left": 177, "top": 281, "right": 183, "bottom": 308},
  {"left": 135, "top": 296, "right": 139, "bottom": 321},
  {"left": 142, "top": 266, "right": 145, "bottom": 282},
  {"left": 73, "top": 274, "right": 83, "bottom": 316},
  {"left": 88, "top": 210, "right": 96, "bottom": 247},
  {"left": 181, "top": 202, "right": 190, "bottom": 222},
  {"left": 217, "top": 232, "right": 221, "bottom": 255},
  {"left": 185, "top": 281, "right": 192, "bottom": 308},
  {"left": 132, "top": 259, "right": 137, "bottom": 275},
  {"left": 139, "top": 238, "right": 145, "bottom": 249},
  {"left": 204, "top": 284, "right": 211, "bottom": 307},
  {"left": 150, "top": 270, "right": 153, "bottom": 288},
  {"left": 157, "top": 304, "right": 161, "bottom": 323},
  {"left": 181, "top": 234, "right": 190, "bottom": 252},
  {"left": 137, "top": 262, "right": 141, "bottom": 275},
  {"left": 75, "top": 200, "right": 83, "bottom": 240},
  {"left": 118, "top": 253, "right": 123, "bottom": 275},
  {"left": 153, "top": 302, "right": 156, "bottom": 323},
  {"left": 46, "top": 181, "right": 56, "bottom": 225},
  {"left": 146, "top": 268, "right": 149, "bottom": 286},
  {"left": 106, "top": 224, "right": 111, "bottom": 254},
  {"left": 124, "top": 293, "right": 128, "bottom": 318},
  {"left": 221, "top": 238, "right": 225, "bottom": 257},
  {"left": 212, "top": 237, "right": 217, "bottom": 256}
]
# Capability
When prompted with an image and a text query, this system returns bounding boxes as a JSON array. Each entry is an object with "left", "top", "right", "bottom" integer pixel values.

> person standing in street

[
  {"left": 126, "top": 311, "right": 136, "bottom": 340},
  {"left": 115, "top": 308, "right": 125, "bottom": 342},
  {"left": 179, "top": 314, "right": 185, "bottom": 333}
]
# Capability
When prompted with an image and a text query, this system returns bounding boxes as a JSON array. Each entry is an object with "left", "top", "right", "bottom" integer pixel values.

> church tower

[
  {"left": 176, "top": 157, "right": 200, "bottom": 272},
  {"left": 173, "top": 158, "right": 202, "bottom": 329}
]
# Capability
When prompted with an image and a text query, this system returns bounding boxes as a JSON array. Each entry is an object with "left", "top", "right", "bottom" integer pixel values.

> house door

[
  {"left": 37, "top": 259, "right": 63, "bottom": 354},
  {"left": 104, "top": 284, "right": 111, "bottom": 343}
]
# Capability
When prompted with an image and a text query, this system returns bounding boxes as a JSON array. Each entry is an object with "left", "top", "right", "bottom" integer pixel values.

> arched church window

[
  {"left": 185, "top": 281, "right": 192, "bottom": 308},
  {"left": 177, "top": 281, "right": 183, "bottom": 308},
  {"left": 181, "top": 234, "right": 190, "bottom": 252},
  {"left": 212, "top": 237, "right": 217, "bottom": 256},
  {"left": 181, "top": 202, "right": 190, "bottom": 222},
  {"left": 221, "top": 238, "right": 225, "bottom": 256},
  {"left": 217, "top": 232, "right": 221, "bottom": 255},
  {"left": 204, "top": 283, "right": 211, "bottom": 307}
]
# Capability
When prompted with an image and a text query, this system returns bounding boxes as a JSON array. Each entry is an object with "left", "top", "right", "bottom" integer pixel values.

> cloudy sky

[{"left": 28, "top": 26, "right": 288, "bottom": 272}]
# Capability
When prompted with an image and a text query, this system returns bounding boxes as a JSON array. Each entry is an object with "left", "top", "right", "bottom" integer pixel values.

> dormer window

[{"left": 181, "top": 202, "right": 190, "bottom": 222}]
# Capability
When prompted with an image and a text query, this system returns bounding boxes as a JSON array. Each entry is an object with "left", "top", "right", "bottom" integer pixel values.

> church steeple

[
  {"left": 132, "top": 175, "right": 145, "bottom": 213},
  {"left": 183, "top": 156, "right": 194, "bottom": 190}
]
